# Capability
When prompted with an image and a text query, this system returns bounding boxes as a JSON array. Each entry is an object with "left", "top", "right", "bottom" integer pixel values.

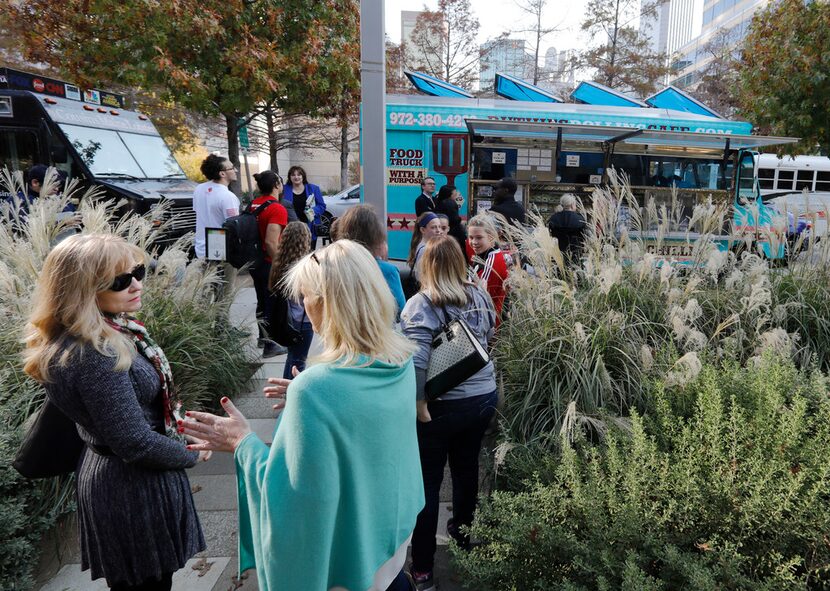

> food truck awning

[
  {"left": 403, "top": 70, "right": 474, "bottom": 98},
  {"left": 646, "top": 86, "right": 724, "bottom": 119},
  {"left": 494, "top": 73, "right": 563, "bottom": 103},
  {"left": 570, "top": 81, "right": 650, "bottom": 108},
  {"left": 465, "top": 119, "right": 799, "bottom": 151}
]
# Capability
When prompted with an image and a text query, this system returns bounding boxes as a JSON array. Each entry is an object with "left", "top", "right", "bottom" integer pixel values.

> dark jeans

[
  {"left": 249, "top": 260, "right": 273, "bottom": 340},
  {"left": 110, "top": 572, "right": 172, "bottom": 591},
  {"left": 410, "top": 390, "right": 498, "bottom": 573},
  {"left": 385, "top": 569, "right": 412, "bottom": 591},
  {"left": 283, "top": 324, "right": 314, "bottom": 379}
]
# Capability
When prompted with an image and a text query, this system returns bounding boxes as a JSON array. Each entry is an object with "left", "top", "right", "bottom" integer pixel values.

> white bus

[{"left": 757, "top": 154, "right": 830, "bottom": 240}]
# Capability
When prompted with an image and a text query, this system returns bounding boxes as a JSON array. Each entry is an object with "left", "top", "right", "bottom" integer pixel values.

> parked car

[{"left": 319, "top": 184, "right": 361, "bottom": 238}]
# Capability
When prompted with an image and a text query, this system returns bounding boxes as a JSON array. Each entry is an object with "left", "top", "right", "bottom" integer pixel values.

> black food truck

[{"left": 0, "top": 67, "right": 196, "bottom": 242}]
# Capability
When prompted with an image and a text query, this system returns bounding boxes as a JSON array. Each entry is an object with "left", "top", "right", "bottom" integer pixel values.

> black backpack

[
  {"left": 222, "top": 200, "right": 276, "bottom": 268},
  {"left": 268, "top": 288, "right": 305, "bottom": 347}
]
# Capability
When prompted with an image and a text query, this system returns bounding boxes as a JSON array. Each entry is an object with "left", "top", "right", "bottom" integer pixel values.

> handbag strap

[{"left": 420, "top": 292, "right": 456, "bottom": 330}]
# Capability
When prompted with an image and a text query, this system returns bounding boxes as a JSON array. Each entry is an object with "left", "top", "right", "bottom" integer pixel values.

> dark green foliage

[{"left": 456, "top": 357, "right": 830, "bottom": 589}]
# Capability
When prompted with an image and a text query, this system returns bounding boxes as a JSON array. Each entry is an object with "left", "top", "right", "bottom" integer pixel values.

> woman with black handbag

[
  {"left": 21, "top": 233, "right": 208, "bottom": 591},
  {"left": 399, "top": 236, "right": 498, "bottom": 591}
]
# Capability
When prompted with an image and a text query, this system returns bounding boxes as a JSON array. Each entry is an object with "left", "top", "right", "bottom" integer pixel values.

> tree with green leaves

[
  {"left": 2, "top": 0, "right": 359, "bottom": 192},
  {"left": 406, "top": 0, "right": 482, "bottom": 89},
  {"left": 739, "top": 0, "right": 830, "bottom": 154},
  {"left": 577, "top": 0, "right": 671, "bottom": 97}
]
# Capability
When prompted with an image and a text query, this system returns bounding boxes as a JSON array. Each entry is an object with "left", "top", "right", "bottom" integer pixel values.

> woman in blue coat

[{"left": 283, "top": 165, "right": 326, "bottom": 243}]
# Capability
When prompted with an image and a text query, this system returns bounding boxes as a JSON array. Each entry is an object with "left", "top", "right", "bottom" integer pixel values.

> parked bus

[
  {"left": 0, "top": 67, "right": 196, "bottom": 242},
  {"left": 363, "top": 73, "right": 797, "bottom": 260},
  {"left": 757, "top": 153, "right": 830, "bottom": 241}
]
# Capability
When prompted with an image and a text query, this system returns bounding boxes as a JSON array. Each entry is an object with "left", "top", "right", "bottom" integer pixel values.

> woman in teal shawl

[{"left": 182, "top": 240, "right": 424, "bottom": 591}]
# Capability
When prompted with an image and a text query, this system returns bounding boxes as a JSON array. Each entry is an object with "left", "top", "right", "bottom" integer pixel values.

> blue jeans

[
  {"left": 410, "top": 390, "right": 498, "bottom": 573},
  {"left": 283, "top": 324, "right": 314, "bottom": 379}
]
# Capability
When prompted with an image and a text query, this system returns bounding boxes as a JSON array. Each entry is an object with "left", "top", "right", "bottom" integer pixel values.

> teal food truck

[{"left": 368, "top": 71, "right": 797, "bottom": 260}]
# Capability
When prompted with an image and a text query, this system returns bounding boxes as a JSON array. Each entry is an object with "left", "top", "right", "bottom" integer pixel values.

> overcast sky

[{"left": 383, "top": 0, "right": 592, "bottom": 58}]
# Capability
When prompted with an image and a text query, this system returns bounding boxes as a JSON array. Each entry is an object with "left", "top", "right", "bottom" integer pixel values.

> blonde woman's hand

[
  {"left": 417, "top": 400, "right": 432, "bottom": 423},
  {"left": 180, "top": 397, "right": 252, "bottom": 453},
  {"left": 263, "top": 366, "right": 300, "bottom": 412}
]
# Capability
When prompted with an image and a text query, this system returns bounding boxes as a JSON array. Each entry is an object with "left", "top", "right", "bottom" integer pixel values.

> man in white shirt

[{"left": 193, "top": 154, "right": 240, "bottom": 258}]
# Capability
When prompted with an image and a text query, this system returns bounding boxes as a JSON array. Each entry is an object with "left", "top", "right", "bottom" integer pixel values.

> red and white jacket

[{"left": 467, "top": 243, "right": 511, "bottom": 327}]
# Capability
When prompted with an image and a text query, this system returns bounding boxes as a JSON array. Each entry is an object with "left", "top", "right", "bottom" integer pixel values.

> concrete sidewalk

[{"left": 36, "top": 279, "right": 470, "bottom": 591}]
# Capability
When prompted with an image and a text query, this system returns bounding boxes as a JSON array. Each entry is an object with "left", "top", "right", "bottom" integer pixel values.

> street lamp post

[{"left": 360, "top": 0, "right": 387, "bottom": 229}]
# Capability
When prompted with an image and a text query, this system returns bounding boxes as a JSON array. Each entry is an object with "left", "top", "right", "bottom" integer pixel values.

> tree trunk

[
  {"left": 533, "top": 8, "right": 542, "bottom": 85},
  {"left": 264, "top": 106, "right": 280, "bottom": 173},
  {"left": 224, "top": 112, "right": 242, "bottom": 197},
  {"left": 340, "top": 120, "right": 350, "bottom": 190}
]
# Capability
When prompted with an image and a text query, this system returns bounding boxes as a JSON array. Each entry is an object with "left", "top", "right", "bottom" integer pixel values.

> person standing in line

[
  {"left": 181, "top": 240, "right": 424, "bottom": 591},
  {"left": 547, "top": 193, "right": 588, "bottom": 265},
  {"left": 192, "top": 154, "right": 239, "bottom": 259},
  {"left": 282, "top": 166, "right": 325, "bottom": 245},
  {"left": 404, "top": 212, "right": 444, "bottom": 299},
  {"left": 489, "top": 177, "right": 526, "bottom": 227},
  {"left": 466, "top": 214, "right": 511, "bottom": 327},
  {"left": 336, "top": 204, "right": 406, "bottom": 316},
  {"left": 249, "top": 170, "right": 289, "bottom": 358},
  {"left": 400, "top": 236, "right": 498, "bottom": 591},
  {"left": 434, "top": 184, "right": 466, "bottom": 253},
  {"left": 268, "top": 222, "right": 314, "bottom": 378},
  {"left": 414, "top": 176, "right": 437, "bottom": 217},
  {"left": 435, "top": 214, "right": 450, "bottom": 237},
  {"left": 23, "top": 233, "right": 208, "bottom": 591}
]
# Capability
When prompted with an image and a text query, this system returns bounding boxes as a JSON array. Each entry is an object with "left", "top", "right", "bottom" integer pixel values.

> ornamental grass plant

[
  {"left": 460, "top": 170, "right": 830, "bottom": 589},
  {"left": 0, "top": 168, "right": 258, "bottom": 589},
  {"left": 494, "top": 170, "right": 830, "bottom": 451}
]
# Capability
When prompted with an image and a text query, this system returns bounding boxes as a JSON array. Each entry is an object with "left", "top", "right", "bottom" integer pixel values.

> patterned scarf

[{"left": 105, "top": 315, "right": 185, "bottom": 443}]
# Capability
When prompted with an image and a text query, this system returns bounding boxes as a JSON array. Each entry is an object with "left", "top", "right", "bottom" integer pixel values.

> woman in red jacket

[{"left": 466, "top": 214, "right": 512, "bottom": 326}]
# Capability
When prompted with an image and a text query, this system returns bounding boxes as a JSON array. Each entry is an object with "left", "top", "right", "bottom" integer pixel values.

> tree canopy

[
  {"left": 2, "top": 0, "right": 360, "bottom": 178},
  {"left": 577, "top": 0, "right": 670, "bottom": 98},
  {"left": 406, "top": 0, "right": 482, "bottom": 89},
  {"left": 739, "top": 0, "right": 830, "bottom": 154}
]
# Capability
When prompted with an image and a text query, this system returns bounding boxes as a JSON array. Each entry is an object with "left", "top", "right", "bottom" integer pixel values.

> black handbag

[
  {"left": 267, "top": 289, "right": 305, "bottom": 348},
  {"left": 13, "top": 398, "right": 84, "bottom": 479},
  {"left": 422, "top": 294, "right": 490, "bottom": 401}
]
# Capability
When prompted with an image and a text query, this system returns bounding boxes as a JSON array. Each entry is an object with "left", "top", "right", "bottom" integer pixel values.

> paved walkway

[{"left": 36, "top": 279, "right": 468, "bottom": 591}]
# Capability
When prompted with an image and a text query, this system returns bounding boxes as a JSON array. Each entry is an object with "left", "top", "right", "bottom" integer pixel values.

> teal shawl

[{"left": 235, "top": 357, "right": 424, "bottom": 591}]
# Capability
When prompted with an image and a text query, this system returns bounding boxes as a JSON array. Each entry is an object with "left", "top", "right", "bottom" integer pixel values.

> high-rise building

[
  {"left": 479, "top": 38, "right": 532, "bottom": 90},
  {"left": 669, "top": 0, "right": 772, "bottom": 88},
  {"left": 641, "top": 0, "right": 704, "bottom": 84},
  {"left": 401, "top": 10, "right": 443, "bottom": 73},
  {"left": 544, "top": 47, "right": 558, "bottom": 73}
]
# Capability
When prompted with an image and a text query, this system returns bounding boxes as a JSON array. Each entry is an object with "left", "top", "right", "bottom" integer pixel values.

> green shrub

[{"left": 455, "top": 356, "right": 830, "bottom": 590}]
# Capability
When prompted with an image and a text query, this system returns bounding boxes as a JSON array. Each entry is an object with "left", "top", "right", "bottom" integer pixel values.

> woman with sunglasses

[
  {"left": 181, "top": 240, "right": 424, "bottom": 591},
  {"left": 23, "top": 234, "right": 208, "bottom": 591}
]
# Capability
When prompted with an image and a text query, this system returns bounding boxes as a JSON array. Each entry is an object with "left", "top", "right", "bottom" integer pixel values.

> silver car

[{"left": 319, "top": 184, "right": 361, "bottom": 238}]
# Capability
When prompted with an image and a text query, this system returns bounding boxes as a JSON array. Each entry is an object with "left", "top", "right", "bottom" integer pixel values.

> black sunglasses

[{"left": 110, "top": 264, "right": 146, "bottom": 292}]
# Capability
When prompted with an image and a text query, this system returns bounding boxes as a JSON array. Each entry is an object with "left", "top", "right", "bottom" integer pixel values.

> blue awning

[
  {"left": 404, "top": 70, "right": 474, "bottom": 98},
  {"left": 646, "top": 86, "right": 724, "bottom": 119},
  {"left": 494, "top": 73, "right": 562, "bottom": 103},
  {"left": 570, "top": 81, "right": 649, "bottom": 108}
]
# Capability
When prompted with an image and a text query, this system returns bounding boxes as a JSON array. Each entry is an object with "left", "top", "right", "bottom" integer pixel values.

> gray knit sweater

[{"left": 400, "top": 285, "right": 497, "bottom": 401}]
